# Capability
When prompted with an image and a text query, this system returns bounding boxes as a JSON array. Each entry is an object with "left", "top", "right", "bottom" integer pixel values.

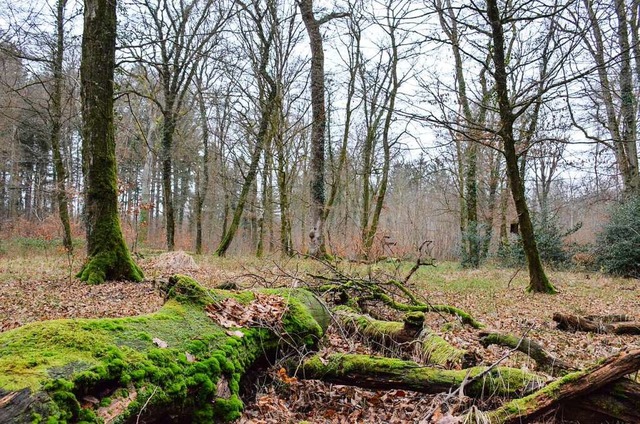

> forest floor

[{"left": 1, "top": 249, "right": 639, "bottom": 423}]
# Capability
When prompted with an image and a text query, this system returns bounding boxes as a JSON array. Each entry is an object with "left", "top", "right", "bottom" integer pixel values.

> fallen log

[
  {"left": 0, "top": 275, "right": 330, "bottom": 423},
  {"left": 560, "top": 379, "right": 640, "bottom": 423},
  {"left": 334, "top": 307, "right": 475, "bottom": 368},
  {"left": 480, "top": 348, "right": 640, "bottom": 423},
  {"left": 479, "top": 332, "right": 575, "bottom": 376},
  {"left": 295, "top": 353, "right": 545, "bottom": 398},
  {"left": 553, "top": 312, "right": 640, "bottom": 335}
]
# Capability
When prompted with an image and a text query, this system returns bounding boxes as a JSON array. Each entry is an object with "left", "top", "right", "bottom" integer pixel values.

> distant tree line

[{"left": 0, "top": 0, "right": 638, "bottom": 290}]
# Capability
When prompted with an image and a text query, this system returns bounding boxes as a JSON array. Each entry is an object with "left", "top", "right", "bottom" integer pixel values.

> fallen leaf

[{"left": 152, "top": 338, "right": 168, "bottom": 348}]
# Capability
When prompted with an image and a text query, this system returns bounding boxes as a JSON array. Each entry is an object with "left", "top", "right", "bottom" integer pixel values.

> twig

[
  {"left": 507, "top": 266, "right": 522, "bottom": 288},
  {"left": 136, "top": 386, "right": 158, "bottom": 424}
]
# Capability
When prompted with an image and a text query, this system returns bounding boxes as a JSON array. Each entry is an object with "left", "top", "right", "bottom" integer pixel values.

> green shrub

[
  {"left": 497, "top": 214, "right": 580, "bottom": 269},
  {"left": 596, "top": 196, "right": 640, "bottom": 278}
]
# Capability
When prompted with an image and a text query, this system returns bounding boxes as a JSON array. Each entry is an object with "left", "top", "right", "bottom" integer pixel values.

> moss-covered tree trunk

[
  {"left": 78, "top": 0, "right": 143, "bottom": 284},
  {"left": 0, "top": 276, "right": 329, "bottom": 423},
  {"left": 486, "top": 0, "right": 556, "bottom": 294}
]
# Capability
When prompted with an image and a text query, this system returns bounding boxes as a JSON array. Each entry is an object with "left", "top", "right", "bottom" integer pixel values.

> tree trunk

[
  {"left": 161, "top": 111, "right": 176, "bottom": 251},
  {"left": 194, "top": 74, "right": 210, "bottom": 255},
  {"left": 299, "top": 0, "right": 328, "bottom": 257},
  {"left": 51, "top": 0, "right": 73, "bottom": 254},
  {"left": 486, "top": 0, "right": 556, "bottom": 293},
  {"left": 215, "top": 109, "right": 270, "bottom": 256},
  {"left": 480, "top": 331, "right": 575, "bottom": 376},
  {"left": 334, "top": 307, "right": 473, "bottom": 368},
  {"left": 78, "top": 0, "right": 142, "bottom": 284},
  {"left": 615, "top": 0, "right": 640, "bottom": 195},
  {"left": 0, "top": 276, "right": 329, "bottom": 423}
]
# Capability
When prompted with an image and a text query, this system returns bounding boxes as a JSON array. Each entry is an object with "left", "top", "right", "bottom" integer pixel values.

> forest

[{"left": 0, "top": 0, "right": 640, "bottom": 422}]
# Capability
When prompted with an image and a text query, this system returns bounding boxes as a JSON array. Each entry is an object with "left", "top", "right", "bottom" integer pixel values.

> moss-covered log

[
  {"left": 333, "top": 307, "right": 474, "bottom": 368},
  {"left": 0, "top": 276, "right": 329, "bottom": 423},
  {"left": 481, "top": 348, "right": 640, "bottom": 423},
  {"left": 480, "top": 332, "right": 575, "bottom": 376},
  {"left": 295, "top": 353, "right": 544, "bottom": 398},
  {"left": 318, "top": 282, "right": 483, "bottom": 329}
]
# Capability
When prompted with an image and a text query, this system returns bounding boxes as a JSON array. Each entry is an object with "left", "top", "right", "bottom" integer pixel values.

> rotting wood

[
  {"left": 481, "top": 348, "right": 640, "bottom": 423},
  {"left": 553, "top": 312, "right": 640, "bottom": 335},
  {"left": 334, "top": 307, "right": 476, "bottom": 368},
  {"left": 295, "top": 353, "right": 545, "bottom": 398}
]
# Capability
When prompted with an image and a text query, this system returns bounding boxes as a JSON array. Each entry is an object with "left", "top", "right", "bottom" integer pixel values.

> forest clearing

[
  {"left": 1, "top": 248, "right": 639, "bottom": 423},
  {"left": 2, "top": 0, "right": 640, "bottom": 421}
]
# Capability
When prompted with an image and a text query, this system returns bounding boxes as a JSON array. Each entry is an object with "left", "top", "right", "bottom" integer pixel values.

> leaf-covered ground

[{"left": 1, "top": 252, "right": 639, "bottom": 423}]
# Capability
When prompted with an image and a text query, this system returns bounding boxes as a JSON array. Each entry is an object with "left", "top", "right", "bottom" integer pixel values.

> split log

[
  {"left": 295, "top": 353, "right": 545, "bottom": 398},
  {"left": 479, "top": 332, "right": 575, "bottom": 376},
  {"left": 334, "top": 307, "right": 475, "bottom": 368},
  {"left": 553, "top": 312, "right": 640, "bottom": 334},
  {"left": 0, "top": 275, "right": 330, "bottom": 423},
  {"left": 481, "top": 348, "right": 640, "bottom": 423}
]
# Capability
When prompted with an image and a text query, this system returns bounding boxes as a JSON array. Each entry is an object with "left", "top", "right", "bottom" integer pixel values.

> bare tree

[
  {"left": 214, "top": 0, "right": 278, "bottom": 256},
  {"left": 297, "top": 0, "right": 348, "bottom": 257},
  {"left": 121, "top": 0, "right": 233, "bottom": 250},
  {"left": 568, "top": 0, "right": 639, "bottom": 196}
]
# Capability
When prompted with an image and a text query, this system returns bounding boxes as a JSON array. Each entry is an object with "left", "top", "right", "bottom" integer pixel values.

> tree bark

[
  {"left": 78, "top": 0, "right": 143, "bottom": 284},
  {"left": 553, "top": 312, "right": 640, "bottom": 335},
  {"left": 297, "top": 0, "right": 346, "bottom": 257},
  {"left": 334, "top": 307, "right": 474, "bottom": 368},
  {"left": 480, "top": 331, "right": 575, "bottom": 376}
]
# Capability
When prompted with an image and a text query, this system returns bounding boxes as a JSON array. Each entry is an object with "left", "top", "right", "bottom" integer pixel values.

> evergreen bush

[{"left": 596, "top": 196, "right": 640, "bottom": 278}]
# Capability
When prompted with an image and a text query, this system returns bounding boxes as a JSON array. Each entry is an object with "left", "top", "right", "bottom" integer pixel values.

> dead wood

[
  {"left": 480, "top": 331, "right": 575, "bottom": 376},
  {"left": 482, "top": 348, "right": 640, "bottom": 423},
  {"left": 334, "top": 307, "right": 475, "bottom": 368},
  {"left": 0, "top": 276, "right": 330, "bottom": 423},
  {"left": 561, "top": 379, "right": 640, "bottom": 423},
  {"left": 296, "top": 353, "right": 544, "bottom": 398},
  {"left": 553, "top": 312, "right": 640, "bottom": 334}
]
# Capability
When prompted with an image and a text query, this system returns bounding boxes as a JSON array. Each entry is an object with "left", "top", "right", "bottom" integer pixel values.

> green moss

[
  {"left": 265, "top": 288, "right": 329, "bottom": 345},
  {"left": 421, "top": 333, "right": 466, "bottom": 367},
  {"left": 77, "top": 243, "right": 143, "bottom": 285},
  {"left": 166, "top": 274, "right": 215, "bottom": 305},
  {"left": 403, "top": 312, "right": 425, "bottom": 327},
  {"left": 485, "top": 369, "right": 587, "bottom": 421},
  {"left": 0, "top": 278, "right": 327, "bottom": 422},
  {"left": 212, "top": 395, "right": 243, "bottom": 422}
]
